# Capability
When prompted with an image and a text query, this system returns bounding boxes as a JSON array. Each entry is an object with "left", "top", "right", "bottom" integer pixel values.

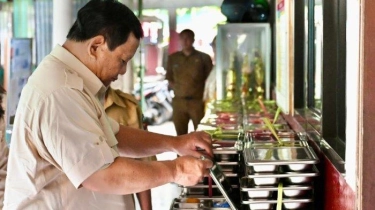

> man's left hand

[{"left": 173, "top": 131, "right": 213, "bottom": 158}]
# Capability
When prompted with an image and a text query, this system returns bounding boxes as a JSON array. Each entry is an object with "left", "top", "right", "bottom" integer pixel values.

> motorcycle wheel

[{"left": 148, "top": 102, "right": 173, "bottom": 125}]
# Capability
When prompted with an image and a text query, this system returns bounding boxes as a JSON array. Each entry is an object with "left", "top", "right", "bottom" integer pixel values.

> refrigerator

[{"left": 215, "top": 23, "right": 271, "bottom": 100}]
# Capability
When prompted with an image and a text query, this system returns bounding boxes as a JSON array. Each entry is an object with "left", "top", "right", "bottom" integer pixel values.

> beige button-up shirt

[{"left": 3, "top": 45, "right": 134, "bottom": 210}]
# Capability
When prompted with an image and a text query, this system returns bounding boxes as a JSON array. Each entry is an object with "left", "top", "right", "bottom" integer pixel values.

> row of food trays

[{"left": 171, "top": 100, "right": 319, "bottom": 209}]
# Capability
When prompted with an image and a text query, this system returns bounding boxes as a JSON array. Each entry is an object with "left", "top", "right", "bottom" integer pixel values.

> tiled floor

[{"left": 134, "top": 121, "right": 194, "bottom": 210}]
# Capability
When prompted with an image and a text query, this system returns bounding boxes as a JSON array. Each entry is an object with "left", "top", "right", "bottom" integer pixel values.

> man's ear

[{"left": 87, "top": 35, "right": 106, "bottom": 60}]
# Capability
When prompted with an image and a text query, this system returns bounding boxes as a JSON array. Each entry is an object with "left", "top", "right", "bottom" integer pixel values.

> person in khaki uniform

[
  {"left": 104, "top": 87, "right": 156, "bottom": 210},
  {"left": 166, "top": 29, "right": 213, "bottom": 135}
]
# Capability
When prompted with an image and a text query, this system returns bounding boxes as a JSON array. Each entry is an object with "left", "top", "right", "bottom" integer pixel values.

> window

[{"left": 294, "top": 0, "right": 346, "bottom": 160}]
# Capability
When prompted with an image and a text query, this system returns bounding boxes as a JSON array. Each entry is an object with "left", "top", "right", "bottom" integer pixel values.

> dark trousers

[{"left": 172, "top": 98, "right": 205, "bottom": 136}]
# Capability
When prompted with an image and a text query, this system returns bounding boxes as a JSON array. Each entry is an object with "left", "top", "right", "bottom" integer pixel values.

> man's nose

[{"left": 120, "top": 67, "right": 127, "bottom": 75}]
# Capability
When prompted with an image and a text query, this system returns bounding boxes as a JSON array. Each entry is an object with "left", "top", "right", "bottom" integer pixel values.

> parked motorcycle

[{"left": 133, "top": 79, "right": 173, "bottom": 125}]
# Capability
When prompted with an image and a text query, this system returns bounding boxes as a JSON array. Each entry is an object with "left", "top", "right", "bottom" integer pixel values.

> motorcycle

[{"left": 133, "top": 79, "right": 173, "bottom": 125}]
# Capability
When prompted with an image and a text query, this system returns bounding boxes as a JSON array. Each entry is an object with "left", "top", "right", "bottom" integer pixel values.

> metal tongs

[{"left": 201, "top": 155, "right": 238, "bottom": 210}]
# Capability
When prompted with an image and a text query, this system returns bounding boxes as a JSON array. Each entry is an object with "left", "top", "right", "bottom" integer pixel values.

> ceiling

[{"left": 134, "top": 0, "right": 224, "bottom": 9}]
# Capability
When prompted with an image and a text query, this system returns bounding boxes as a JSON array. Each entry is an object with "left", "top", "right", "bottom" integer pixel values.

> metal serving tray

[
  {"left": 213, "top": 145, "right": 240, "bottom": 162},
  {"left": 245, "top": 130, "right": 296, "bottom": 138},
  {"left": 245, "top": 140, "right": 309, "bottom": 148},
  {"left": 246, "top": 117, "right": 287, "bottom": 125},
  {"left": 170, "top": 198, "right": 232, "bottom": 210},
  {"left": 243, "top": 146, "right": 319, "bottom": 167},
  {"left": 213, "top": 147, "right": 239, "bottom": 155},
  {"left": 250, "top": 165, "right": 279, "bottom": 173},
  {"left": 181, "top": 186, "right": 239, "bottom": 197},
  {"left": 246, "top": 131, "right": 302, "bottom": 141},
  {"left": 183, "top": 184, "right": 239, "bottom": 189},
  {"left": 240, "top": 178, "right": 312, "bottom": 198},
  {"left": 217, "top": 162, "right": 239, "bottom": 172},
  {"left": 246, "top": 166, "right": 319, "bottom": 185},
  {"left": 241, "top": 198, "right": 312, "bottom": 210}
]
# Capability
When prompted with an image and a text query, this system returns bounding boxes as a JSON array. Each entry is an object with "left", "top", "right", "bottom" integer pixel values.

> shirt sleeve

[
  {"left": 36, "top": 87, "right": 118, "bottom": 189},
  {"left": 203, "top": 54, "right": 213, "bottom": 79},
  {"left": 107, "top": 116, "right": 120, "bottom": 134}
]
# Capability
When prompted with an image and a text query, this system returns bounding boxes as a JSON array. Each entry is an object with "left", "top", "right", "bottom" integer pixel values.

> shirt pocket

[{"left": 191, "top": 58, "right": 204, "bottom": 78}]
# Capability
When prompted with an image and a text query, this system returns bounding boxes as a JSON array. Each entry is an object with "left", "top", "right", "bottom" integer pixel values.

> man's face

[
  {"left": 95, "top": 33, "right": 140, "bottom": 86},
  {"left": 179, "top": 33, "right": 194, "bottom": 51}
]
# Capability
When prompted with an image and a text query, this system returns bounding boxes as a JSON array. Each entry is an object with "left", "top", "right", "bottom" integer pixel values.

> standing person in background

[
  {"left": 105, "top": 86, "right": 156, "bottom": 210},
  {"left": 0, "top": 86, "right": 7, "bottom": 209},
  {"left": 166, "top": 29, "right": 213, "bottom": 135}
]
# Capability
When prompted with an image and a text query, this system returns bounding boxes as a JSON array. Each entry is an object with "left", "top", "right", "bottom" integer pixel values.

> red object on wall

[
  {"left": 145, "top": 45, "right": 158, "bottom": 75},
  {"left": 168, "top": 30, "right": 180, "bottom": 54}
]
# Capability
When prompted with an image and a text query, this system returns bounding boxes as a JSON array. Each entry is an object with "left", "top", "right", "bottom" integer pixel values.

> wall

[
  {"left": 361, "top": 1, "right": 375, "bottom": 209},
  {"left": 307, "top": 136, "right": 355, "bottom": 210}
]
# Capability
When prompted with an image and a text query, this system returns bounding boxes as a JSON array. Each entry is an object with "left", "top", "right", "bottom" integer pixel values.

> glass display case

[{"left": 215, "top": 23, "right": 271, "bottom": 100}]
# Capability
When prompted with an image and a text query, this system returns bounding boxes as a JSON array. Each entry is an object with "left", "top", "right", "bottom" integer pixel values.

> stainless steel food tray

[
  {"left": 213, "top": 147, "right": 239, "bottom": 154},
  {"left": 246, "top": 166, "right": 319, "bottom": 185},
  {"left": 240, "top": 178, "right": 312, "bottom": 198},
  {"left": 217, "top": 162, "right": 239, "bottom": 166},
  {"left": 216, "top": 162, "right": 239, "bottom": 172},
  {"left": 243, "top": 146, "right": 319, "bottom": 166},
  {"left": 183, "top": 184, "right": 239, "bottom": 189},
  {"left": 241, "top": 198, "right": 313, "bottom": 210},
  {"left": 245, "top": 130, "right": 296, "bottom": 138},
  {"left": 246, "top": 130, "right": 302, "bottom": 139},
  {"left": 244, "top": 141, "right": 309, "bottom": 148}
]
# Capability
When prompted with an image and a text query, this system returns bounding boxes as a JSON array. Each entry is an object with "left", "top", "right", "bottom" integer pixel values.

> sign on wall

[
  {"left": 275, "top": 0, "right": 294, "bottom": 115},
  {"left": 4, "top": 38, "right": 32, "bottom": 145}
]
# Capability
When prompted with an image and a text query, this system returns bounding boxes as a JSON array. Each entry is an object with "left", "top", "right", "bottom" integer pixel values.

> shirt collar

[
  {"left": 104, "top": 87, "right": 127, "bottom": 110},
  {"left": 50, "top": 45, "right": 106, "bottom": 97},
  {"left": 180, "top": 48, "right": 197, "bottom": 57}
]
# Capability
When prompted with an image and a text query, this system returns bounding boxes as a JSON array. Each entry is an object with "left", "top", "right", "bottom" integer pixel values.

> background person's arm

[
  {"left": 115, "top": 126, "right": 213, "bottom": 158},
  {"left": 82, "top": 156, "right": 212, "bottom": 195}
]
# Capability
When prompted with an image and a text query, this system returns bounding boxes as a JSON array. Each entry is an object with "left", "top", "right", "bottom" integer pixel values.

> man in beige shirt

[{"left": 3, "top": 1, "right": 212, "bottom": 209}]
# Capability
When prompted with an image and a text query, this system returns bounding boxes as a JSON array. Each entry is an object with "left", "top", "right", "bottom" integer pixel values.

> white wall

[
  {"left": 52, "top": 0, "right": 73, "bottom": 47},
  {"left": 345, "top": 0, "right": 361, "bottom": 192}
]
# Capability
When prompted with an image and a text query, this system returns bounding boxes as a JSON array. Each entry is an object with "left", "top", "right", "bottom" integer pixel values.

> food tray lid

[
  {"left": 240, "top": 178, "right": 312, "bottom": 191},
  {"left": 241, "top": 198, "right": 313, "bottom": 204},
  {"left": 243, "top": 146, "right": 319, "bottom": 166},
  {"left": 246, "top": 165, "right": 319, "bottom": 178}
]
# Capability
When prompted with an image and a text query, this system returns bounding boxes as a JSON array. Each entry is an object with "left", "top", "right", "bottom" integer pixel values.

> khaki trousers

[{"left": 172, "top": 98, "right": 204, "bottom": 135}]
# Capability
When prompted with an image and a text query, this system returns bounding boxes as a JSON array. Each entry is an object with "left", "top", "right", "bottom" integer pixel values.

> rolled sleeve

[
  {"left": 36, "top": 87, "right": 119, "bottom": 188},
  {"left": 66, "top": 141, "right": 116, "bottom": 188}
]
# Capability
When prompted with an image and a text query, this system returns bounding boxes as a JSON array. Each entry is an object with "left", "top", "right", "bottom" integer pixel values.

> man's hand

[
  {"left": 173, "top": 131, "right": 213, "bottom": 158},
  {"left": 173, "top": 156, "right": 213, "bottom": 186}
]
